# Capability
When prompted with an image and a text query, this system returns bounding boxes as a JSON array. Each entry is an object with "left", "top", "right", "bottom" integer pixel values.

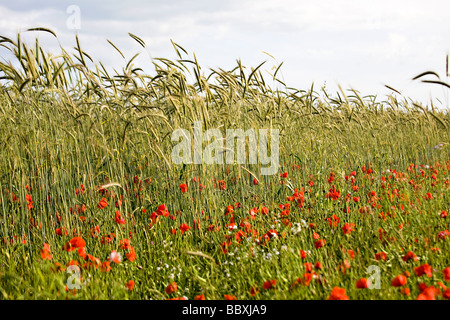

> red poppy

[
  {"left": 114, "top": 211, "right": 126, "bottom": 224},
  {"left": 97, "top": 197, "right": 108, "bottom": 209},
  {"left": 262, "top": 279, "right": 276, "bottom": 289},
  {"left": 437, "top": 230, "right": 449, "bottom": 240},
  {"left": 326, "top": 215, "right": 340, "bottom": 227},
  {"left": 25, "top": 194, "right": 33, "bottom": 210},
  {"left": 328, "top": 287, "right": 349, "bottom": 300},
  {"left": 179, "top": 223, "right": 191, "bottom": 234},
  {"left": 401, "top": 287, "right": 410, "bottom": 296},
  {"left": 224, "top": 294, "right": 237, "bottom": 300},
  {"left": 40, "top": 243, "right": 52, "bottom": 260},
  {"left": 443, "top": 267, "right": 450, "bottom": 281},
  {"left": 63, "top": 237, "right": 86, "bottom": 252},
  {"left": 414, "top": 264, "right": 433, "bottom": 277},
  {"left": 356, "top": 278, "right": 369, "bottom": 289},
  {"left": 342, "top": 223, "right": 355, "bottom": 235},
  {"left": 125, "top": 247, "right": 137, "bottom": 262},
  {"left": 180, "top": 183, "right": 187, "bottom": 193},
  {"left": 156, "top": 204, "right": 169, "bottom": 216},
  {"left": 218, "top": 180, "right": 226, "bottom": 190},
  {"left": 297, "top": 273, "right": 313, "bottom": 286},
  {"left": 300, "top": 250, "right": 308, "bottom": 259},
  {"left": 443, "top": 289, "right": 450, "bottom": 300},
  {"left": 402, "top": 251, "right": 418, "bottom": 262},
  {"left": 375, "top": 252, "right": 387, "bottom": 261},
  {"left": 91, "top": 226, "right": 100, "bottom": 238},
  {"left": 100, "top": 261, "right": 111, "bottom": 272},
  {"left": 417, "top": 286, "right": 437, "bottom": 300},
  {"left": 304, "top": 262, "right": 312, "bottom": 273},
  {"left": 314, "top": 239, "right": 325, "bottom": 249},
  {"left": 391, "top": 275, "right": 407, "bottom": 287},
  {"left": 55, "top": 227, "right": 68, "bottom": 236},
  {"left": 165, "top": 282, "right": 178, "bottom": 294},
  {"left": 109, "top": 250, "right": 122, "bottom": 264},
  {"left": 250, "top": 286, "right": 259, "bottom": 296},
  {"left": 194, "top": 294, "right": 205, "bottom": 300},
  {"left": 126, "top": 280, "right": 135, "bottom": 291}
]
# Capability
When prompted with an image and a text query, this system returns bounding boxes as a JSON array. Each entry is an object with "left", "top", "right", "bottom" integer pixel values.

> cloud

[{"left": 0, "top": 1, "right": 449, "bottom": 106}]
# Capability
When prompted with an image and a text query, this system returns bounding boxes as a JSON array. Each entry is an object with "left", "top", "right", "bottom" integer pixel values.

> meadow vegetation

[{"left": 0, "top": 30, "right": 449, "bottom": 300}]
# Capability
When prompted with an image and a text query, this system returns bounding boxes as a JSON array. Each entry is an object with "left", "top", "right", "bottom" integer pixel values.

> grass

[{"left": 0, "top": 30, "right": 449, "bottom": 300}]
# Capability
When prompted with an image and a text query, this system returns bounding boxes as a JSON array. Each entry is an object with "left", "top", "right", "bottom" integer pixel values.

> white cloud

[{"left": 0, "top": 1, "right": 449, "bottom": 107}]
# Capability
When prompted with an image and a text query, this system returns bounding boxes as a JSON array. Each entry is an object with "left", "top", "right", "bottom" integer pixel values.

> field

[{"left": 0, "top": 30, "right": 449, "bottom": 301}]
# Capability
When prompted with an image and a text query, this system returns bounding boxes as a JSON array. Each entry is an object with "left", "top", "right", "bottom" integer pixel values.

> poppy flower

[
  {"left": 342, "top": 223, "right": 355, "bottom": 235},
  {"left": 165, "top": 282, "right": 178, "bottom": 294},
  {"left": 77, "top": 246, "right": 87, "bottom": 259},
  {"left": 297, "top": 273, "right": 313, "bottom": 286},
  {"left": 179, "top": 223, "right": 191, "bottom": 234},
  {"left": 417, "top": 286, "right": 437, "bottom": 300},
  {"left": 356, "top": 278, "right": 369, "bottom": 289},
  {"left": 314, "top": 239, "right": 325, "bottom": 249},
  {"left": 180, "top": 183, "right": 187, "bottom": 193},
  {"left": 391, "top": 275, "right": 407, "bottom": 287},
  {"left": 109, "top": 250, "right": 122, "bottom": 264},
  {"left": 304, "top": 262, "right": 312, "bottom": 273},
  {"left": 328, "top": 287, "right": 349, "bottom": 300},
  {"left": 224, "top": 294, "right": 237, "bottom": 300},
  {"left": 51, "top": 262, "right": 65, "bottom": 273},
  {"left": 347, "top": 249, "right": 355, "bottom": 260},
  {"left": 125, "top": 247, "right": 137, "bottom": 262},
  {"left": 100, "top": 261, "right": 111, "bottom": 272},
  {"left": 437, "top": 230, "right": 449, "bottom": 240},
  {"left": 300, "top": 250, "right": 308, "bottom": 259},
  {"left": 402, "top": 251, "right": 418, "bottom": 262},
  {"left": 114, "top": 211, "right": 126, "bottom": 224},
  {"left": 156, "top": 204, "right": 169, "bottom": 216},
  {"left": 443, "top": 267, "right": 450, "bottom": 281},
  {"left": 91, "top": 226, "right": 100, "bottom": 238},
  {"left": 63, "top": 237, "right": 86, "bottom": 252},
  {"left": 55, "top": 227, "right": 68, "bottom": 236},
  {"left": 443, "top": 289, "right": 450, "bottom": 300},
  {"left": 126, "top": 280, "right": 135, "bottom": 291},
  {"left": 194, "top": 294, "right": 205, "bottom": 300},
  {"left": 401, "top": 287, "right": 410, "bottom": 296},
  {"left": 250, "top": 286, "right": 259, "bottom": 296},
  {"left": 218, "top": 180, "right": 226, "bottom": 190},
  {"left": 262, "top": 279, "right": 276, "bottom": 289},
  {"left": 25, "top": 194, "right": 33, "bottom": 210},
  {"left": 338, "top": 259, "right": 351, "bottom": 274},
  {"left": 414, "top": 264, "right": 433, "bottom": 277},
  {"left": 375, "top": 252, "right": 387, "bottom": 261},
  {"left": 40, "top": 243, "right": 52, "bottom": 260},
  {"left": 97, "top": 197, "right": 108, "bottom": 209}
]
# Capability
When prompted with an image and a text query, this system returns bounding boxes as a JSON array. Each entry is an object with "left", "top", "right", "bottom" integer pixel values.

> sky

[{"left": 1, "top": 0, "right": 449, "bottom": 108}]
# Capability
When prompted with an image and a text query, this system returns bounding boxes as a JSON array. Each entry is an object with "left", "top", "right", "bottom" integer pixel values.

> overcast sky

[{"left": 1, "top": 1, "right": 449, "bottom": 108}]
